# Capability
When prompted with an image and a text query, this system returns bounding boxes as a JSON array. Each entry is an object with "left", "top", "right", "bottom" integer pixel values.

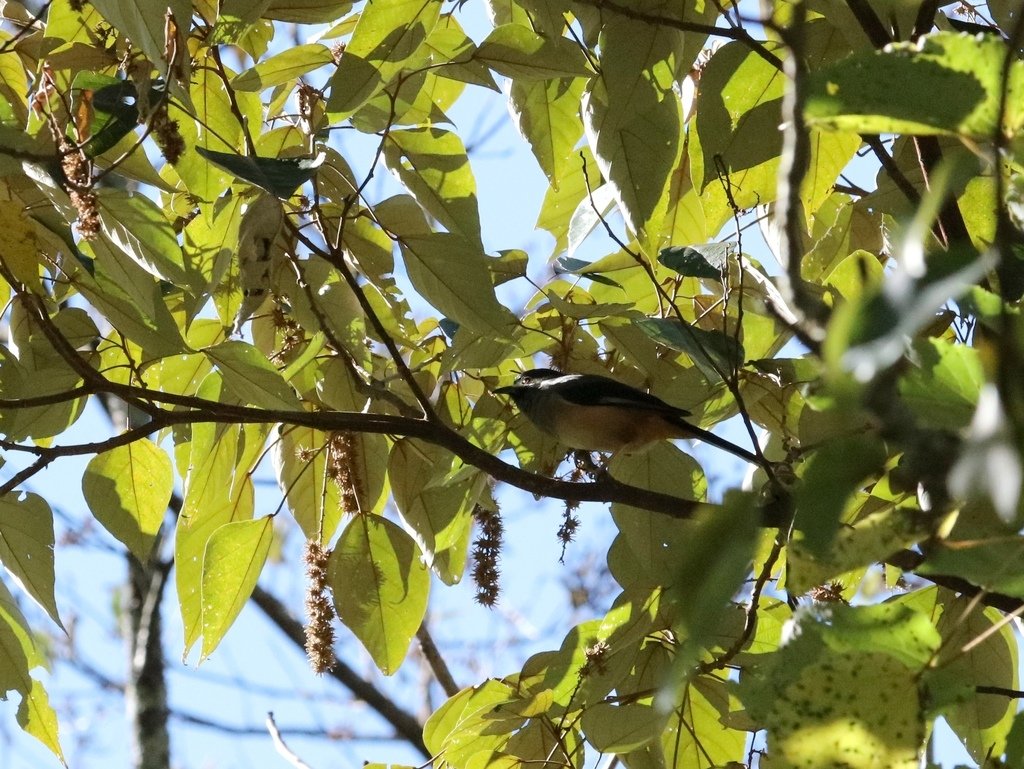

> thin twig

[{"left": 267, "top": 712, "right": 317, "bottom": 769}]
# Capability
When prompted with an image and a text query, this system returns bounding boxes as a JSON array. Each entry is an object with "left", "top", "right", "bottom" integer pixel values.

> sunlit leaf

[
  {"left": 328, "top": 515, "right": 429, "bottom": 675},
  {"left": 806, "top": 32, "right": 1024, "bottom": 138},
  {"left": 475, "top": 24, "right": 592, "bottom": 80},
  {"left": 384, "top": 127, "right": 481, "bottom": 245},
  {"left": 199, "top": 517, "right": 274, "bottom": 661},
  {"left": 232, "top": 44, "right": 334, "bottom": 91},
  {"left": 82, "top": 440, "right": 174, "bottom": 562},
  {"left": 0, "top": 493, "right": 62, "bottom": 629},
  {"left": 0, "top": 580, "right": 64, "bottom": 763},
  {"left": 326, "top": 0, "right": 441, "bottom": 115},
  {"left": 204, "top": 340, "right": 299, "bottom": 410}
]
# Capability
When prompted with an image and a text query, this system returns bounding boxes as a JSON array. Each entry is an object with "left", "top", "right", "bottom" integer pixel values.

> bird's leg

[{"left": 570, "top": 449, "right": 608, "bottom": 481}]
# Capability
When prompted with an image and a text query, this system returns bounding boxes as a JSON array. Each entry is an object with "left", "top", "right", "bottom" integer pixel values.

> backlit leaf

[
  {"left": 82, "top": 440, "right": 174, "bottom": 562},
  {"left": 0, "top": 493, "right": 62, "bottom": 629},
  {"left": 328, "top": 515, "right": 429, "bottom": 675},
  {"left": 199, "top": 517, "right": 274, "bottom": 661}
]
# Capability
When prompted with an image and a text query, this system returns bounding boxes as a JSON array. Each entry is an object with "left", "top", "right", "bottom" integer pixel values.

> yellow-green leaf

[
  {"left": 582, "top": 20, "right": 683, "bottom": 236},
  {"left": 82, "top": 440, "right": 174, "bottom": 562},
  {"left": 0, "top": 580, "right": 64, "bottom": 764},
  {"left": 582, "top": 702, "right": 664, "bottom": 753},
  {"left": 509, "top": 76, "right": 585, "bottom": 188},
  {"left": 389, "top": 439, "right": 477, "bottom": 584},
  {"left": 199, "top": 517, "right": 274, "bottom": 662},
  {"left": 475, "top": 24, "right": 592, "bottom": 80},
  {"left": 384, "top": 127, "right": 481, "bottom": 245},
  {"left": 205, "top": 340, "right": 299, "bottom": 410},
  {"left": 0, "top": 492, "right": 62, "bottom": 630},
  {"left": 398, "top": 233, "right": 515, "bottom": 337},
  {"left": 96, "top": 189, "right": 190, "bottom": 288},
  {"left": 18, "top": 677, "right": 65, "bottom": 765},
  {"left": 328, "top": 515, "right": 429, "bottom": 675},
  {"left": 232, "top": 43, "right": 334, "bottom": 91},
  {"left": 326, "top": 0, "right": 442, "bottom": 116}
]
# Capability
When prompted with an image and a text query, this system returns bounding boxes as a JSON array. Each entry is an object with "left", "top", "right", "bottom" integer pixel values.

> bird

[{"left": 494, "top": 368, "right": 759, "bottom": 463}]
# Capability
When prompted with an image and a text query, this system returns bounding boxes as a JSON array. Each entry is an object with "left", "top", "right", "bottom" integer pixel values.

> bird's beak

[{"left": 493, "top": 385, "right": 517, "bottom": 395}]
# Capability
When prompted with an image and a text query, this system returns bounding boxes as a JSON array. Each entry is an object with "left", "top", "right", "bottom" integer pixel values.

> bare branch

[
  {"left": 416, "top": 625, "right": 459, "bottom": 697},
  {"left": 251, "top": 586, "right": 431, "bottom": 757}
]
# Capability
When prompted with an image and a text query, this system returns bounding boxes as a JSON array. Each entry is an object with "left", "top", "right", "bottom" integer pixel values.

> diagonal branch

[{"left": 251, "top": 586, "right": 430, "bottom": 757}]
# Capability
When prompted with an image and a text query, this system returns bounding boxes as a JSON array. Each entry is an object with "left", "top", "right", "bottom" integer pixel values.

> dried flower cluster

[
  {"left": 557, "top": 502, "right": 580, "bottom": 562},
  {"left": 59, "top": 139, "right": 100, "bottom": 239},
  {"left": 470, "top": 505, "right": 503, "bottom": 607},
  {"left": 151, "top": 102, "right": 184, "bottom": 164},
  {"left": 326, "top": 431, "right": 361, "bottom": 514},
  {"left": 809, "top": 581, "right": 847, "bottom": 604},
  {"left": 302, "top": 540, "right": 336, "bottom": 674}
]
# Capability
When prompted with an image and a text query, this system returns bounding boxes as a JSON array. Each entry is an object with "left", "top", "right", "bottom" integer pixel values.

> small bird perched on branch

[{"left": 494, "top": 368, "right": 759, "bottom": 463}]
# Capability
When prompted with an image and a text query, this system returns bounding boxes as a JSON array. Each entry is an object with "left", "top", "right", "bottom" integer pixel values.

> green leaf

[
  {"left": 424, "top": 17, "right": 497, "bottom": 90},
  {"left": 96, "top": 188, "right": 190, "bottom": 288},
  {"left": 553, "top": 256, "right": 622, "bottom": 287},
  {"left": 209, "top": 0, "right": 271, "bottom": 41},
  {"left": 70, "top": 73, "right": 141, "bottom": 158},
  {"left": 582, "top": 18, "right": 682, "bottom": 235},
  {"left": 582, "top": 702, "right": 665, "bottom": 753},
  {"left": 668, "top": 491, "right": 758, "bottom": 658},
  {"left": 787, "top": 504, "right": 926, "bottom": 594},
  {"left": 634, "top": 317, "right": 743, "bottom": 383},
  {"left": 899, "top": 338, "right": 984, "bottom": 431},
  {"left": 204, "top": 340, "right": 299, "bottom": 410},
  {"left": 325, "top": 0, "right": 442, "bottom": 115},
  {"left": 272, "top": 423, "right": 390, "bottom": 540},
  {"left": 167, "top": 65, "right": 261, "bottom": 201},
  {"left": 794, "top": 434, "right": 887, "bottom": 554},
  {"left": 398, "top": 233, "right": 515, "bottom": 337},
  {"left": 0, "top": 580, "right": 65, "bottom": 764},
  {"left": 0, "top": 493, "right": 63, "bottom": 629},
  {"left": 695, "top": 41, "right": 784, "bottom": 208},
  {"left": 17, "top": 677, "right": 65, "bottom": 766},
  {"left": 89, "top": 0, "right": 190, "bottom": 79},
  {"left": 659, "top": 243, "right": 732, "bottom": 280},
  {"left": 328, "top": 515, "right": 430, "bottom": 675},
  {"left": 384, "top": 127, "right": 482, "bottom": 245},
  {"left": 232, "top": 44, "right": 335, "bottom": 91},
  {"left": 930, "top": 598, "right": 1018, "bottom": 761},
  {"left": 272, "top": 427, "right": 342, "bottom": 544},
  {"left": 82, "top": 440, "right": 174, "bottom": 562},
  {"left": 475, "top": 25, "right": 592, "bottom": 80},
  {"left": 199, "top": 518, "right": 273, "bottom": 661},
  {"left": 806, "top": 32, "right": 1024, "bottom": 138},
  {"left": 740, "top": 610, "right": 925, "bottom": 769},
  {"left": 918, "top": 537, "right": 1024, "bottom": 597},
  {"left": 821, "top": 603, "right": 941, "bottom": 670},
  {"left": 423, "top": 679, "right": 522, "bottom": 763},
  {"left": 264, "top": 0, "right": 354, "bottom": 23},
  {"left": 195, "top": 147, "right": 325, "bottom": 197},
  {"left": 176, "top": 410, "right": 262, "bottom": 654},
  {"left": 389, "top": 439, "right": 478, "bottom": 584},
  {"left": 73, "top": 239, "right": 187, "bottom": 358}
]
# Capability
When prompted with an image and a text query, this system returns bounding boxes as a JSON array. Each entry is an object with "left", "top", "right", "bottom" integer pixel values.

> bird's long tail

[{"left": 672, "top": 419, "right": 761, "bottom": 464}]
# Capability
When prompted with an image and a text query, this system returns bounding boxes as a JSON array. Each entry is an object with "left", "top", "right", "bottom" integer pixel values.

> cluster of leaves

[{"left": 0, "top": 0, "right": 1024, "bottom": 767}]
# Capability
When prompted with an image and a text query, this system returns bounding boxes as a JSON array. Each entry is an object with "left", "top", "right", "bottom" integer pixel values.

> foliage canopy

[{"left": 1, "top": 0, "right": 1024, "bottom": 767}]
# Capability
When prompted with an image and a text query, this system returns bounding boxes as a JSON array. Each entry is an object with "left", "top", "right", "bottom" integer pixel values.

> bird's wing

[{"left": 553, "top": 374, "right": 693, "bottom": 417}]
